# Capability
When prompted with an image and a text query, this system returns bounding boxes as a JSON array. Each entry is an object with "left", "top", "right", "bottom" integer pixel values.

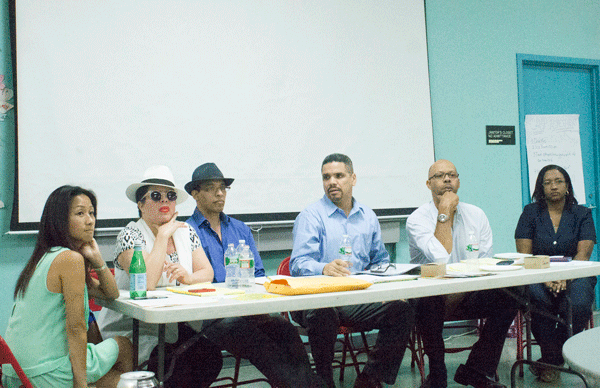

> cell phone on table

[{"left": 497, "top": 260, "right": 514, "bottom": 266}]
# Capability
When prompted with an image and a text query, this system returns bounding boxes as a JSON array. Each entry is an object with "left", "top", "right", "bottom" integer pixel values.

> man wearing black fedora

[
  {"left": 185, "top": 162, "right": 264, "bottom": 282},
  {"left": 185, "top": 162, "right": 324, "bottom": 388}
]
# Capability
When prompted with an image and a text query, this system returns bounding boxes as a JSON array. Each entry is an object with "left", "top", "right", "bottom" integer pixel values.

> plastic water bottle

[
  {"left": 236, "top": 240, "right": 246, "bottom": 259},
  {"left": 465, "top": 231, "right": 480, "bottom": 272},
  {"left": 129, "top": 242, "right": 147, "bottom": 298},
  {"left": 339, "top": 234, "right": 353, "bottom": 269},
  {"left": 247, "top": 249, "right": 255, "bottom": 285},
  {"left": 233, "top": 240, "right": 246, "bottom": 286},
  {"left": 239, "top": 245, "right": 255, "bottom": 287},
  {"left": 224, "top": 243, "right": 239, "bottom": 288},
  {"left": 237, "top": 245, "right": 248, "bottom": 287}
]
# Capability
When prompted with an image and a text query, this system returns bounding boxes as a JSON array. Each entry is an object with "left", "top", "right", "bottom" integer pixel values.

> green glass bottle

[{"left": 129, "top": 242, "right": 147, "bottom": 299}]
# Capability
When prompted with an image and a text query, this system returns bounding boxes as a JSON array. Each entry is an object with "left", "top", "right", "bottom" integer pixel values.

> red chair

[
  {"left": 407, "top": 327, "right": 426, "bottom": 382},
  {"left": 514, "top": 309, "right": 594, "bottom": 377},
  {"left": 277, "top": 257, "right": 371, "bottom": 382},
  {"left": 88, "top": 268, "right": 118, "bottom": 345},
  {"left": 278, "top": 257, "right": 427, "bottom": 381},
  {"left": 276, "top": 256, "right": 291, "bottom": 277},
  {"left": 0, "top": 335, "right": 34, "bottom": 388},
  {"left": 88, "top": 267, "right": 116, "bottom": 311}
]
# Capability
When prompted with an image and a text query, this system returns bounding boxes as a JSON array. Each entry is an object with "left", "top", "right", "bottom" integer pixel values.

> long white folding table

[{"left": 98, "top": 261, "right": 600, "bottom": 386}]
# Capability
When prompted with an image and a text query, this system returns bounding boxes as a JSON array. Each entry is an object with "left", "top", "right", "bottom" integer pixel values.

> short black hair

[{"left": 321, "top": 153, "right": 353, "bottom": 174}]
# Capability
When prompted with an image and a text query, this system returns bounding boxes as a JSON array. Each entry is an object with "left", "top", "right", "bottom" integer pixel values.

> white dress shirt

[{"left": 406, "top": 200, "right": 493, "bottom": 264}]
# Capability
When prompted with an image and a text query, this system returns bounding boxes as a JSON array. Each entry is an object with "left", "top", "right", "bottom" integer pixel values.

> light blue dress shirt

[{"left": 290, "top": 195, "right": 389, "bottom": 276}]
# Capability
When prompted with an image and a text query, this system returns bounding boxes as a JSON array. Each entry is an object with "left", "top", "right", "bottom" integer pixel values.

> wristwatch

[{"left": 437, "top": 213, "right": 449, "bottom": 223}]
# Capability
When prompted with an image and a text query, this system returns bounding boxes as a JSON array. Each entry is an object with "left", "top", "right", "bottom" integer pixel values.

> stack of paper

[{"left": 350, "top": 274, "right": 418, "bottom": 283}]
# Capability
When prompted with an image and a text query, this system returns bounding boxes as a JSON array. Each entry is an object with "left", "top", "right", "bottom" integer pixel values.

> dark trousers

[
  {"left": 528, "top": 276, "right": 597, "bottom": 365},
  {"left": 202, "top": 314, "right": 325, "bottom": 388},
  {"left": 147, "top": 323, "right": 223, "bottom": 388},
  {"left": 291, "top": 301, "right": 414, "bottom": 388},
  {"left": 414, "top": 288, "right": 519, "bottom": 382}
]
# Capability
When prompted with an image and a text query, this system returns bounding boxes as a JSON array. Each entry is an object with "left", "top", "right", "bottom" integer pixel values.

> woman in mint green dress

[{"left": 2, "top": 186, "right": 133, "bottom": 388}]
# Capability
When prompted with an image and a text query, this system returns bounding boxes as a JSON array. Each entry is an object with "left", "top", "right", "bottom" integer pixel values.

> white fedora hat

[{"left": 125, "top": 165, "right": 188, "bottom": 205}]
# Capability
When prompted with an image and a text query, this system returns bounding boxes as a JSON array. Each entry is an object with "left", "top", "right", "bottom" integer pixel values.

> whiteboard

[
  {"left": 525, "top": 114, "right": 586, "bottom": 204},
  {"left": 12, "top": 0, "right": 434, "bottom": 229}
]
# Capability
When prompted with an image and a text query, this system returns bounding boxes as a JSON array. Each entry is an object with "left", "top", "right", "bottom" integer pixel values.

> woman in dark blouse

[{"left": 515, "top": 165, "right": 596, "bottom": 382}]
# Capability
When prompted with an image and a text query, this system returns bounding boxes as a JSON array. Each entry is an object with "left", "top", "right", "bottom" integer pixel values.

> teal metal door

[{"left": 517, "top": 54, "right": 600, "bottom": 305}]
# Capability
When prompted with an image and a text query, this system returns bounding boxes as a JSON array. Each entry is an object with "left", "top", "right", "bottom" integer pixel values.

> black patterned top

[{"left": 113, "top": 224, "right": 202, "bottom": 270}]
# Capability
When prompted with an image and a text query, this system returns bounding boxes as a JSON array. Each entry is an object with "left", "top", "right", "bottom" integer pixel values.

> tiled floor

[{"left": 213, "top": 326, "right": 599, "bottom": 387}]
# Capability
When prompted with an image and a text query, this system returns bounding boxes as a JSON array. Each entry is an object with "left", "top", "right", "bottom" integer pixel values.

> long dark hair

[
  {"left": 531, "top": 164, "right": 577, "bottom": 208},
  {"left": 14, "top": 185, "right": 97, "bottom": 298}
]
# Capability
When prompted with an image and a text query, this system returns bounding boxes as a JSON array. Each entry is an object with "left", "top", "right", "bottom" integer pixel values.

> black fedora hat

[{"left": 185, "top": 163, "right": 235, "bottom": 194}]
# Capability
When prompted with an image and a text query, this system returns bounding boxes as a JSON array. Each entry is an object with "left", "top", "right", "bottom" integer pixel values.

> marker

[{"left": 188, "top": 288, "right": 216, "bottom": 293}]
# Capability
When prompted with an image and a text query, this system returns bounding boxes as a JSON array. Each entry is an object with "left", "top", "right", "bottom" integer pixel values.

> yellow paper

[{"left": 233, "top": 293, "right": 284, "bottom": 301}]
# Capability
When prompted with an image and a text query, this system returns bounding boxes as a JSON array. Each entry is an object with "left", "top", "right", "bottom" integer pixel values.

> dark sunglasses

[{"left": 145, "top": 190, "right": 177, "bottom": 202}]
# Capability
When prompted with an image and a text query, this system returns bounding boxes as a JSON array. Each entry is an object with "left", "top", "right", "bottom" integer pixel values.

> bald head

[
  {"left": 428, "top": 160, "right": 457, "bottom": 180},
  {"left": 426, "top": 159, "right": 460, "bottom": 200}
]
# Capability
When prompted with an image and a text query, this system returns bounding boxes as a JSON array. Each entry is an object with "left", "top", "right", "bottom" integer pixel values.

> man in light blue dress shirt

[{"left": 290, "top": 153, "right": 415, "bottom": 388}]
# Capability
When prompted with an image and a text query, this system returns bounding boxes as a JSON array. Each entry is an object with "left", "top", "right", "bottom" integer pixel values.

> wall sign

[{"left": 486, "top": 125, "right": 515, "bottom": 145}]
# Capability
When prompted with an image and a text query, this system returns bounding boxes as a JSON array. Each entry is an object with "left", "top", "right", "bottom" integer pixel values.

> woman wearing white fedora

[{"left": 98, "top": 165, "right": 222, "bottom": 388}]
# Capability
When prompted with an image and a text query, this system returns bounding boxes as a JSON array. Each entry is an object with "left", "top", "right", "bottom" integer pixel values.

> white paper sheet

[
  {"left": 525, "top": 114, "right": 586, "bottom": 203},
  {"left": 124, "top": 290, "right": 218, "bottom": 308}
]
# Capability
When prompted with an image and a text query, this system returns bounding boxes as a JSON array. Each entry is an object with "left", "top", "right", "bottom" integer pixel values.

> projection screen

[{"left": 11, "top": 0, "right": 434, "bottom": 231}]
